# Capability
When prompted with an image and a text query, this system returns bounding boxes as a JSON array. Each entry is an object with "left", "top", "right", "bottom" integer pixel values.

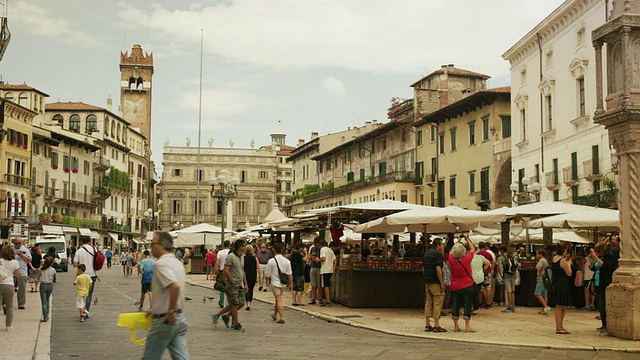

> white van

[{"left": 35, "top": 235, "right": 68, "bottom": 272}]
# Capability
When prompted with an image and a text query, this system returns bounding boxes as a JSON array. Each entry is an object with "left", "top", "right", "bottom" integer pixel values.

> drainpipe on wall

[{"left": 537, "top": 32, "right": 545, "bottom": 174}]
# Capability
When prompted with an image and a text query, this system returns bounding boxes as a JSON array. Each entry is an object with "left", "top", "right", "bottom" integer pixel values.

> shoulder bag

[{"left": 275, "top": 257, "right": 289, "bottom": 285}]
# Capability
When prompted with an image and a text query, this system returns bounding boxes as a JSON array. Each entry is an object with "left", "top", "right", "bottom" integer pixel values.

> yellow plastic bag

[{"left": 117, "top": 312, "right": 152, "bottom": 346}]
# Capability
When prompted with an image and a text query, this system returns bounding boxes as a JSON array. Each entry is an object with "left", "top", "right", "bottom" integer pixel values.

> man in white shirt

[
  {"left": 266, "top": 243, "right": 292, "bottom": 323},
  {"left": 13, "top": 238, "right": 31, "bottom": 309},
  {"left": 214, "top": 241, "right": 231, "bottom": 308},
  {"left": 319, "top": 240, "right": 337, "bottom": 307},
  {"left": 144, "top": 231, "right": 189, "bottom": 360},
  {"left": 73, "top": 237, "right": 97, "bottom": 317}
]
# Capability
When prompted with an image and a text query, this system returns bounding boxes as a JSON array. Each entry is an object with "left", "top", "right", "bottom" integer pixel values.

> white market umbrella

[
  {"left": 173, "top": 223, "right": 234, "bottom": 248},
  {"left": 262, "top": 204, "right": 288, "bottom": 223},
  {"left": 354, "top": 206, "right": 506, "bottom": 233},
  {"left": 339, "top": 199, "right": 432, "bottom": 212},
  {"left": 491, "top": 201, "right": 597, "bottom": 218},
  {"left": 523, "top": 208, "right": 619, "bottom": 230}
]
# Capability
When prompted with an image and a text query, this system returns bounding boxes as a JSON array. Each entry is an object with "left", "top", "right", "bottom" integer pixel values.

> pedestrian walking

[
  {"left": 1, "top": 245, "right": 21, "bottom": 330},
  {"left": 205, "top": 249, "right": 216, "bottom": 281},
  {"left": 552, "top": 243, "right": 572, "bottom": 334},
  {"left": 534, "top": 250, "right": 551, "bottom": 315},
  {"left": 243, "top": 244, "right": 260, "bottom": 310},
  {"left": 13, "top": 238, "right": 31, "bottom": 309},
  {"left": 256, "top": 242, "right": 273, "bottom": 292},
  {"left": 38, "top": 257, "right": 56, "bottom": 322},
  {"left": 212, "top": 240, "right": 247, "bottom": 332},
  {"left": 266, "top": 244, "right": 292, "bottom": 323},
  {"left": 73, "top": 236, "right": 98, "bottom": 318},
  {"left": 448, "top": 236, "right": 476, "bottom": 333},
  {"left": 126, "top": 249, "right": 134, "bottom": 278},
  {"left": 144, "top": 231, "right": 189, "bottom": 360},
  {"left": 105, "top": 247, "right": 113, "bottom": 269},
  {"left": 73, "top": 264, "right": 92, "bottom": 322},
  {"left": 319, "top": 240, "right": 336, "bottom": 307},
  {"left": 29, "top": 244, "right": 42, "bottom": 293},
  {"left": 213, "top": 241, "right": 231, "bottom": 308},
  {"left": 290, "top": 243, "right": 306, "bottom": 306},
  {"left": 138, "top": 250, "right": 156, "bottom": 311},
  {"left": 308, "top": 238, "right": 322, "bottom": 305}
]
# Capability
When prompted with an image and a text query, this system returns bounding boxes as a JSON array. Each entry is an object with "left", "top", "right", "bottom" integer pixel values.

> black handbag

[
  {"left": 275, "top": 257, "right": 289, "bottom": 285},
  {"left": 213, "top": 270, "right": 229, "bottom": 292}
]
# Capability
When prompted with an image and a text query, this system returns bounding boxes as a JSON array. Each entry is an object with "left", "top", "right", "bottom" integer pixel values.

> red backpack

[{"left": 84, "top": 246, "right": 106, "bottom": 271}]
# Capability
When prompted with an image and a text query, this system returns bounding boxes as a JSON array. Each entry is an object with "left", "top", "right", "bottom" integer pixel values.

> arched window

[
  {"left": 129, "top": 76, "right": 136, "bottom": 89},
  {"left": 52, "top": 114, "right": 63, "bottom": 126},
  {"left": 137, "top": 77, "right": 143, "bottom": 90},
  {"left": 86, "top": 114, "right": 97, "bottom": 133},
  {"left": 5, "top": 92, "right": 13, "bottom": 101},
  {"left": 69, "top": 114, "right": 80, "bottom": 132},
  {"left": 111, "top": 120, "right": 115, "bottom": 137},
  {"left": 117, "top": 124, "right": 120, "bottom": 141},
  {"left": 18, "top": 92, "right": 28, "bottom": 107}
]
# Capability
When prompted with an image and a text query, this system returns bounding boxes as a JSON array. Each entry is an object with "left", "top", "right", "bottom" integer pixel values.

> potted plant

[
  {"left": 52, "top": 164, "right": 58, "bottom": 170},
  {"left": 52, "top": 214, "right": 63, "bottom": 223},
  {"left": 64, "top": 167, "right": 70, "bottom": 173},
  {"left": 603, "top": 177, "right": 618, "bottom": 208},
  {"left": 72, "top": 168, "right": 78, "bottom": 173},
  {"left": 39, "top": 213, "right": 51, "bottom": 225}
]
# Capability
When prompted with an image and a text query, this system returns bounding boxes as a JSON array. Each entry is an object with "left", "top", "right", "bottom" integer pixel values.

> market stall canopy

[
  {"left": 79, "top": 228, "right": 92, "bottom": 237},
  {"left": 469, "top": 228, "right": 593, "bottom": 245},
  {"left": 173, "top": 223, "right": 234, "bottom": 247},
  {"left": 42, "top": 225, "right": 63, "bottom": 235},
  {"left": 354, "top": 206, "right": 506, "bottom": 233},
  {"left": 89, "top": 231, "right": 100, "bottom": 240},
  {"left": 523, "top": 208, "right": 620, "bottom": 230},
  {"left": 62, "top": 226, "right": 78, "bottom": 233},
  {"left": 261, "top": 204, "right": 287, "bottom": 224},
  {"left": 108, "top": 232, "right": 119, "bottom": 242},
  {"left": 491, "top": 201, "right": 596, "bottom": 218}
]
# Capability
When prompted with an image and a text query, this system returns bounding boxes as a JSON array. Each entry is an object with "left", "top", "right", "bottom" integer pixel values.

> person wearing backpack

[
  {"left": 73, "top": 236, "right": 100, "bottom": 319},
  {"left": 498, "top": 246, "right": 519, "bottom": 313}
]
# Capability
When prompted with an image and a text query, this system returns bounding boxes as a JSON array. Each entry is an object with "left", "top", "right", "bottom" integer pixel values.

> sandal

[
  {"left": 424, "top": 325, "right": 433, "bottom": 332},
  {"left": 555, "top": 329, "right": 570, "bottom": 334},
  {"left": 432, "top": 326, "right": 447, "bottom": 333},
  {"left": 453, "top": 328, "right": 462, "bottom": 332},
  {"left": 465, "top": 328, "right": 477, "bottom": 333}
]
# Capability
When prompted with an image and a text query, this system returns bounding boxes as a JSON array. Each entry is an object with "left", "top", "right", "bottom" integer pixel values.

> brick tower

[{"left": 120, "top": 44, "right": 154, "bottom": 144}]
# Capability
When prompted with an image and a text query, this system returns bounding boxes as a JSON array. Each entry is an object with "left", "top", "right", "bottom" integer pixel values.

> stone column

[
  {"left": 605, "top": 122, "right": 640, "bottom": 339},
  {"left": 621, "top": 27, "right": 632, "bottom": 106},
  {"left": 594, "top": 41, "right": 605, "bottom": 114}
]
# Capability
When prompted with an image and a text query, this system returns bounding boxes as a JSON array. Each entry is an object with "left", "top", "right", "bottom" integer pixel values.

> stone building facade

[
  {"left": 159, "top": 139, "right": 279, "bottom": 231},
  {"left": 502, "top": 0, "right": 616, "bottom": 206},
  {"left": 413, "top": 87, "right": 512, "bottom": 210},
  {"left": 120, "top": 44, "right": 154, "bottom": 145}
]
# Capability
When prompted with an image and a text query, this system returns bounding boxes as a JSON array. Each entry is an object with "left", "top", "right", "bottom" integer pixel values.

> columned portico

[{"left": 593, "top": 1, "right": 640, "bottom": 340}]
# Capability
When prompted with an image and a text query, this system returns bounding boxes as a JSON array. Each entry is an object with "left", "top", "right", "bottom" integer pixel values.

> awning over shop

[
  {"left": 62, "top": 226, "right": 78, "bottom": 233},
  {"left": 90, "top": 231, "right": 100, "bottom": 240},
  {"left": 42, "top": 225, "right": 64, "bottom": 235},
  {"left": 79, "top": 228, "right": 92, "bottom": 236},
  {"left": 132, "top": 238, "right": 143, "bottom": 244},
  {"left": 109, "top": 232, "right": 119, "bottom": 242}
]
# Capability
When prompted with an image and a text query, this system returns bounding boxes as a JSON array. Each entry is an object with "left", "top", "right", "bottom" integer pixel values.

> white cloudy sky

[{"left": 3, "top": 0, "right": 566, "bottom": 174}]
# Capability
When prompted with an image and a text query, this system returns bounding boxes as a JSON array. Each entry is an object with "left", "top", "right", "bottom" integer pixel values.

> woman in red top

[
  {"left": 448, "top": 235, "right": 477, "bottom": 332},
  {"left": 205, "top": 249, "right": 217, "bottom": 281}
]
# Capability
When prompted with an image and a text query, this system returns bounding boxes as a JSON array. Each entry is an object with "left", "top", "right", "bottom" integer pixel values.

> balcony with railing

[
  {"left": 545, "top": 171, "right": 560, "bottom": 190},
  {"left": 583, "top": 159, "right": 603, "bottom": 181},
  {"left": 3, "top": 174, "right": 31, "bottom": 188},
  {"left": 30, "top": 184, "right": 44, "bottom": 197},
  {"left": 493, "top": 138, "right": 511, "bottom": 155},
  {"left": 91, "top": 186, "right": 111, "bottom": 201},
  {"left": 573, "top": 189, "right": 618, "bottom": 208},
  {"left": 563, "top": 166, "right": 579, "bottom": 186},
  {"left": 93, "top": 157, "right": 111, "bottom": 170},
  {"left": 57, "top": 190, "right": 92, "bottom": 206}
]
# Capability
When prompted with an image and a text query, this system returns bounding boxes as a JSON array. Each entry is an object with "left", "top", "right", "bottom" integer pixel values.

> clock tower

[{"left": 120, "top": 44, "right": 154, "bottom": 144}]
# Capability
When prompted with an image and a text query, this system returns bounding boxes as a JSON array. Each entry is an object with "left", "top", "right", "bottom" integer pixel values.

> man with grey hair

[
  {"left": 144, "top": 231, "right": 189, "bottom": 359},
  {"left": 13, "top": 237, "right": 31, "bottom": 309}
]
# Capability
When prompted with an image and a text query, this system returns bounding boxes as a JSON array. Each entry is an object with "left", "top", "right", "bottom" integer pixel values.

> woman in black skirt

[
  {"left": 243, "top": 244, "right": 260, "bottom": 310},
  {"left": 552, "top": 243, "right": 572, "bottom": 334}
]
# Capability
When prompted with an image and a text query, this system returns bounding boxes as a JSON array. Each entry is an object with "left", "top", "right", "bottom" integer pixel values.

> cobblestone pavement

[{"left": 48, "top": 267, "right": 636, "bottom": 360}]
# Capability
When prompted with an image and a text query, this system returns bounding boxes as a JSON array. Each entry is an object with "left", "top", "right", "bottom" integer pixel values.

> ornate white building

[{"left": 502, "top": 0, "right": 617, "bottom": 207}]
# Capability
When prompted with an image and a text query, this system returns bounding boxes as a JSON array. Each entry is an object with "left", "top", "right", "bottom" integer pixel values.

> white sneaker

[
  {"left": 6, "top": 326, "right": 13, "bottom": 331},
  {"left": 84, "top": 311, "right": 90, "bottom": 319},
  {"left": 543, "top": 307, "right": 551, "bottom": 313}
]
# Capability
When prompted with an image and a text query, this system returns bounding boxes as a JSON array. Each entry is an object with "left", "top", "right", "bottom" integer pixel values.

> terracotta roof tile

[
  {"left": 484, "top": 86, "right": 511, "bottom": 93},
  {"left": 46, "top": 101, "right": 106, "bottom": 111},
  {"left": 1, "top": 82, "right": 50, "bottom": 96},
  {"left": 411, "top": 66, "right": 491, "bottom": 87}
]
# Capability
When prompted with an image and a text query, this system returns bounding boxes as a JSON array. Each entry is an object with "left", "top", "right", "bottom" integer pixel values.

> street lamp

[
  {"left": 510, "top": 177, "right": 541, "bottom": 205},
  {"left": 143, "top": 208, "right": 159, "bottom": 231},
  {"left": 210, "top": 169, "right": 240, "bottom": 245},
  {"left": 173, "top": 221, "right": 183, "bottom": 230}
]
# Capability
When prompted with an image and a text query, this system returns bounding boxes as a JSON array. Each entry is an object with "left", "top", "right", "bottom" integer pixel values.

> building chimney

[
  {"left": 106, "top": 96, "right": 113, "bottom": 112},
  {"left": 372, "top": 119, "right": 378, "bottom": 125},
  {"left": 298, "top": 139, "right": 305, "bottom": 146},
  {"left": 311, "top": 132, "right": 319, "bottom": 139}
]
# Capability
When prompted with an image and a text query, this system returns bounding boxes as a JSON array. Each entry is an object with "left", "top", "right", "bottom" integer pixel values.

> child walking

[
  {"left": 38, "top": 257, "right": 57, "bottom": 322},
  {"left": 74, "top": 264, "right": 92, "bottom": 322}
]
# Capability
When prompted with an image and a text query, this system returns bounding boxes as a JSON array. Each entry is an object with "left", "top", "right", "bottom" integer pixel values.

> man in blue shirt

[{"left": 138, "top": 250, "right": 156, "bottom": 311}]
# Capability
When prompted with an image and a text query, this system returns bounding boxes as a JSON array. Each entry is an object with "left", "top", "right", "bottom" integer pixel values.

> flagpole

[{"left": 196, "top": 29, "right": 203, "bottom": 225}]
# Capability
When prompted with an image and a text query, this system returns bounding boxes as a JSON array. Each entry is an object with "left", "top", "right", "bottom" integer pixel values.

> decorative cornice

[{"left": 503, "top": 0, "right": 601, "bottom": 66}]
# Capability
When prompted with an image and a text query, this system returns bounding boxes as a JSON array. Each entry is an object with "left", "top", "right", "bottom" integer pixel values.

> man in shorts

[
  {"left": 212, "top": 240, "right": 247, "bottom": 332},
  {"left": 534, "top": 250, "right": 550, "bottom": 314},
  {"left": 477, "top": 242, "right": 496, "bottom": 309},
  {"left": 205, "top": 249, "right": 216, "bottom": 281},
  {"left": 498, "top": 246, "right": 518, "bottom": 313},
  {"left": 319, "top": 240, "right": 336, "bottom": 307},
  {"left": 266, "top": 244, "right": 292, "bottom": 323},
  {"left": 308, "top": 237, "right": 322, "bottom": 305},
  {"left": 138, "top": 250, "right": 156, "bottom": 311}
]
